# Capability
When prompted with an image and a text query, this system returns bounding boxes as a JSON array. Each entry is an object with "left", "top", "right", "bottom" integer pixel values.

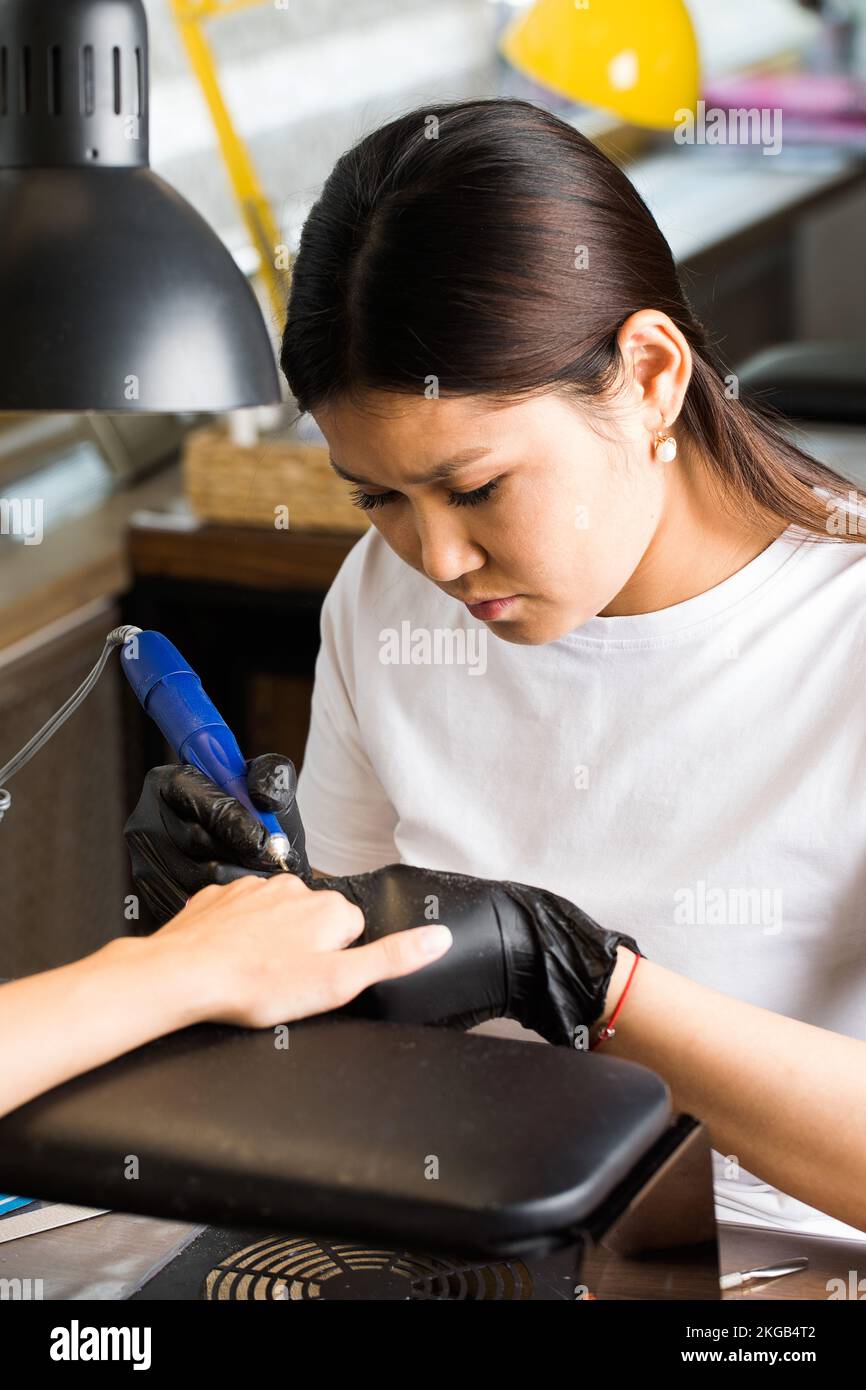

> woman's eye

[
  {"left": 448, "top": 478, "right": 501, "bottom": 508},
  {"left": 349, "top": 487, "right": 399, "bottom": 511},
  {"left": 348, "top": 477, "right": 501, "bottom": 512}
]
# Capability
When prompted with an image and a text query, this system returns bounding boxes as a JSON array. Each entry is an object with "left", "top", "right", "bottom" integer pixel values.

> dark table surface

[{"left": 0, "top": 1205, "right": 861, "bottom": 1301}]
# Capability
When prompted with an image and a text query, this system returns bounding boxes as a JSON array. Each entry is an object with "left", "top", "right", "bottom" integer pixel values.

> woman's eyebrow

[{"left": 328, "top": 446, "right": 493, "bottom": 487}]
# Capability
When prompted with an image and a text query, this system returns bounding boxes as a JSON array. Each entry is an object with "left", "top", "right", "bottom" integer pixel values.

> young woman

[{"left": 128, "top": 98, "right": 866, "bottom": 1236}]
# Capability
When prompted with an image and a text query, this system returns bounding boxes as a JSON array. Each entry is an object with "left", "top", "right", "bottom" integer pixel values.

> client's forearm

[
  {"left": 602, "top": 949, "right": 866, "bottom": 1231},
  {"left": 0, "top": 937, "right": 199, "bottom": 1118}
]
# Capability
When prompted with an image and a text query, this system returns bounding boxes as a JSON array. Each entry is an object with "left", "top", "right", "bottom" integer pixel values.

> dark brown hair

[{"left": 281, "top": 97, "right": 860, "bottom": 542}]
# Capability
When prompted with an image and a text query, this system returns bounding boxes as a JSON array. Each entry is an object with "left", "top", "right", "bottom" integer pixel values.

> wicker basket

[{"left": 182, "top": 425, "right": 370, "bottom": 535}]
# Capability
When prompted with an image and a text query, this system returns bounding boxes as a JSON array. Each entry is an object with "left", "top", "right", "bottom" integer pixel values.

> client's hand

[
  {"left": 0, "top": 874, "right": 453, "bottom": 1119},
  {"left": 124, "top": 755, "right": 309, "bottom": 924},
  {"left": 154, "top": 872, "right": 452, "bottom": 1029}
]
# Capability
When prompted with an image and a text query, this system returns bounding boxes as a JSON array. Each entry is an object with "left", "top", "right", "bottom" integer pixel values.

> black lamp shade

[{"left": 0, "top": 0, "right": 282, "bottom": 411}]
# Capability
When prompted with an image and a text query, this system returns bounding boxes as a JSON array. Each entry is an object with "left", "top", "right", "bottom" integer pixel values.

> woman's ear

[{"left": 616, "top": 309, "right": 692, "bottom": 436}]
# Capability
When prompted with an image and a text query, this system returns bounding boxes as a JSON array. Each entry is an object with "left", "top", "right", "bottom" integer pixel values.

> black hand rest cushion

[{"left": 0, "top": 1016, "right": 671, "bottom": 1258}]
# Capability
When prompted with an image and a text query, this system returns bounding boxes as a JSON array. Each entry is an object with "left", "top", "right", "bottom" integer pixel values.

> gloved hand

[
  {"left": 318, "top": 863, "right": 642, "bottom": 1046},
  {"left": 124, "top": 759, "right": 642, "bottom": 1044},
  {"left": 124, "top": 754, "right": 310, "bottom": 925}
]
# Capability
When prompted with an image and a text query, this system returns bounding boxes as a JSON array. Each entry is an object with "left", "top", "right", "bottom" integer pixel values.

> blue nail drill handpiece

[{"left": 120, "top": 630, "right": 290, "bottom": 867}]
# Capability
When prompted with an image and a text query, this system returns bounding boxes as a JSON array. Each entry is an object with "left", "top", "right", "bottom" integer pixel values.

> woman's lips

[{"left": 464, "top": 595, "right": 518, "bottom": 620}]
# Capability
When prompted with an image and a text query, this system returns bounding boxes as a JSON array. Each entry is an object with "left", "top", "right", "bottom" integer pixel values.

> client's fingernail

[{"left": 418, "top": 925, "right": 452, "bottom": 955}]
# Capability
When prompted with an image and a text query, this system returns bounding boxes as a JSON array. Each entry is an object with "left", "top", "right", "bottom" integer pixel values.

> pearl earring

[{"left": 655, "top": 430, "right": 677, "bottom": 463}]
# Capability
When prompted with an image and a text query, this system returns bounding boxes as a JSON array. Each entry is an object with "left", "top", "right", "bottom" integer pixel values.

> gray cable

[{"left": 0, "top": 625, "right": 142, "bottom": 821}]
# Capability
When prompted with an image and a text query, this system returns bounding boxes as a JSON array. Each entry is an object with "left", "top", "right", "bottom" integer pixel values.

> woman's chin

[{"left": 486, "top": 602, "right": 585, "bottom": 646}]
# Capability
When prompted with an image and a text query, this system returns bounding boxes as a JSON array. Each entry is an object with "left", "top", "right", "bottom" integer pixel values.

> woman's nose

[{"left": 414, "top": 509, "right": 485, "bottom": 585}]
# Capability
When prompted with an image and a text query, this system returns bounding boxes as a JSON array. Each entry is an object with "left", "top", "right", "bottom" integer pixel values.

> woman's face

[{"left": 314, "top": 387, "right": 669, "bottom": 646}]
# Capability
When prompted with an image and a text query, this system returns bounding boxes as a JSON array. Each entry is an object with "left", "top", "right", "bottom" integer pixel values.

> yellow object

[
  {"left": 500, "top": 0, "right": 699, "bottom": 131},
  {"left": 170, "top": 0, "right": 289, "bottom": 328}
]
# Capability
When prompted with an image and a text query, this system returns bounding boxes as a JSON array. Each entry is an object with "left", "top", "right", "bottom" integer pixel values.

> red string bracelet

[{"left": 589, "top": 952, "right": 641, "bottom": 1051}]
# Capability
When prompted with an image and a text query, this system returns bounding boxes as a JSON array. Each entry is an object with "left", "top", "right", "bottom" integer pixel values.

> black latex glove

[
  {"left": 124, "top": 755, "right": 311, "bottom": 925},
  {"left": 317, "top": 863, "right": 642, "bottom": 1046}
]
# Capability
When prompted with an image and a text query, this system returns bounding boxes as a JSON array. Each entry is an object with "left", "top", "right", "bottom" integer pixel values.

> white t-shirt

[{"left": 296, "top": 524, "right": 866, "bottom": 1240}]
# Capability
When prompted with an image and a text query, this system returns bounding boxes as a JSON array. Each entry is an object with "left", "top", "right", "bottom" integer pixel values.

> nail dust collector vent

[{"left": 202, "top": 1235, "right": 538, "bottom": 1302}]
